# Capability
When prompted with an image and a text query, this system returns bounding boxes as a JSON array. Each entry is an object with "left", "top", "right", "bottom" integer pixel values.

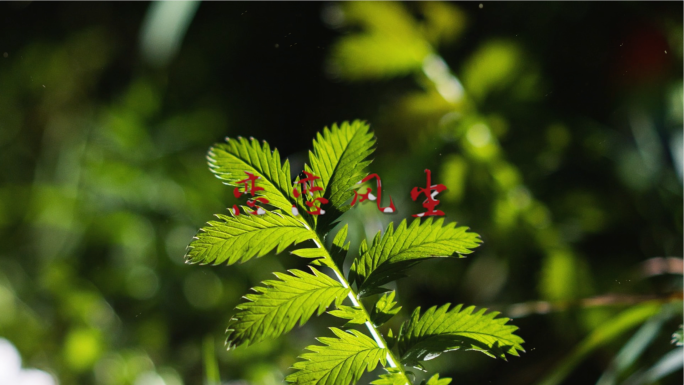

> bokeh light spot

[
  {"left": 466, "top": 123, "right": 492, "bottom": 148},
  {"left": 126, "top": 267, "right": 160, "bottom": 300},
  {"left": 63, "top": 328, "right": 102, "bottom": 372},
  {"left": 183, "top": 270, "right": 223, "bottom": 309}
]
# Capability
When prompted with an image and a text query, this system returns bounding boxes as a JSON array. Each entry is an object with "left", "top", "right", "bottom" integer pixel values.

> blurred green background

[{"left": 0, "top": 1, "right": 682, "bottom": 385}]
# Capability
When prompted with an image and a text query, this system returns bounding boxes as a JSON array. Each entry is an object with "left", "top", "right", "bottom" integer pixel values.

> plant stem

[
  {"left": 311, "top": 234, "right": 412, "bottom": 385},
  {"left": 203, "top": 335, "right": 221, "bottom": 385}
]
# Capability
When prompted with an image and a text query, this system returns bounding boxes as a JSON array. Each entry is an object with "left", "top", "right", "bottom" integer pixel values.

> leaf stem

[{"left": 311, "top": 234, "right": 412, "bottom": 385}]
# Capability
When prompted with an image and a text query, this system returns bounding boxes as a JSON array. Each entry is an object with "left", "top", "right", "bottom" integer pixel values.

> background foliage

[{"left": 0, "top": 2, "right": 681, "bottom": 385}]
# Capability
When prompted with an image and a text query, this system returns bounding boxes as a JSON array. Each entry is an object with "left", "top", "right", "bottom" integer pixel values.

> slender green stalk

[
  {"left": 310, "top": 232, "right": 412, "bottom": 385},
  {"left": 203, "top": 335, "right": 221, "bottom": 385}
]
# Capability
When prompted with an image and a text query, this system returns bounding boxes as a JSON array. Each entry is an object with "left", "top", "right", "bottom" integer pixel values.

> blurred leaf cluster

[
  {"left": 0, "top": 2, "right": 681, "bottom": 385},
  {"left": 324, "top": 2, "right": 683, "bottom": 385}
]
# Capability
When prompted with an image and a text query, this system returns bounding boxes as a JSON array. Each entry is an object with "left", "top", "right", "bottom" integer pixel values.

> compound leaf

[
  {"left": 186, "top": 210, "right": 314, "bottom": 265},
  {"left": 398, "top": 304, "right": 525, "bottom": 365},
  {"left": 286, "top": 328, "right": 387, "bottom": 385},
  {"left": 227, "top": 267, "right": 350, "bottom": 349},
  {"left": 350, "top": 218, "right": 481, "bottom": 296}
]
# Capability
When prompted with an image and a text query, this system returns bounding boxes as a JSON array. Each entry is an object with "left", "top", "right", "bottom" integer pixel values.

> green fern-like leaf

[
  {"left": 305, "top": 120, "right": 375, "bottom": 231},
  {"left": 371, "top": 368, "right": 407, "bottom": 385},
  {"left": 371, "top": 291, "right": 402, "bottom": 326},
  {"left": 307, "top": 120, "right": 375, "bottom": 211},
  {"left": 185, "top": 210, "right": 313, "bottom": 265},
  {"left": 422, "top": 374, "right": 452, "bottom": 385},
  {"left": 226, "top": 267, "right": 349, "bottom": 349},
  {"left": 349, "top": 218, "right": 481, "bottom": 296},
  {"left": 328, "top": 305, "right": 367, "bottom": 325},
  {"left": 286, "top": 328, "right": 387, "bottom": 385},
  {"left": 397, "top": 304, "right": 525, "bottom": 365},
  {"left": 290, "top": 248, "right": 327, "bottom": 260},
  {"left": 208, "top": 137, "right": 297, "bottom": 215},
  {"left": 330, "top": 224, "right": 351, "bottom": 271}
]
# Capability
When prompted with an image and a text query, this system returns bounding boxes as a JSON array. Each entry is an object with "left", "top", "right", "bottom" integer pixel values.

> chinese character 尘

[{"left": 410, "top": 169, "right": 446, "bottom": 217}]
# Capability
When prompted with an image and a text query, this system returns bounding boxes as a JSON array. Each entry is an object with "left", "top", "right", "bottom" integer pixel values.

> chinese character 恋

[
  {"left": 292, "top": 171, "right": 328, "bottom": 216},
  {"left": 293, "top": 171, "right": 323, "bottom": 197}
]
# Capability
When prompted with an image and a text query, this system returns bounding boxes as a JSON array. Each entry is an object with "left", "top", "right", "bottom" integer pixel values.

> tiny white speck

[
  {"left": 664, "top": 50, "right": 667, "bottom": 54},
  {"left": 291, "top": 206, "right": 299, "bottom": 216},
  {"left": 368, "top": 193, "right": 377, "bottom": 201},
  {"left": 320, "top": 209, "right": 326, "bottom": 215},
  {"left": 383, "top": 207, "right": 394, "bottom": 213},
  {"left": 257, "top": 208, "right": 266, "bottom": 215},
  {"left": 479, "top": 3, "right": 483, "bottom": 8}
]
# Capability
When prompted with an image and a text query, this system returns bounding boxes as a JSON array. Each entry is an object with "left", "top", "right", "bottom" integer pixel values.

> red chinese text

[
  {"left": 351, "top": 173, "right": 396, "bottom": 213},
  {"left": 292, "top": 171, "right": 328, "bottom": 216},
  {"left": 232, "top": 171, "right": 269, "bottom": 215},
  {"left": 410, "top": 169, "right": 446, "bottom": 217}
]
